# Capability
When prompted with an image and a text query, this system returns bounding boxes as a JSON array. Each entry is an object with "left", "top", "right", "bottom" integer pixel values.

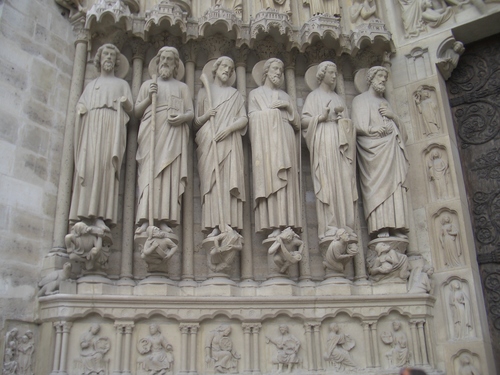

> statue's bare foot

[
  {"left": 135, "top": 222, "right": 148, "bottom": 235},
  {"left": 207, "top": 227, "right": 221, "bottom": 238},
  {"left": 159, "top": 222, "right": 173, "bottom": 233},
  {"left": 377, "top": 229, "right": 390, "bottom": 238},
  {"left": 268, "top": 228, "right": 281, "bottom": 238}
]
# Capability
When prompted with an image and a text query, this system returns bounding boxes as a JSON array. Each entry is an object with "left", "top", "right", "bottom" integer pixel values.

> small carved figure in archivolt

[
  {"left": 321, "top": 228, "right": 358, "bottom": 277},
  {"left": 428, "top": 149, "right": 451, "bottom": 200},
  {"left": 458, "top": 353, "right": 481, "bottom": 375},
  {"left": 323, "top": 323, "right": 356, "bottom": 371},
  {"left": 38, "top": 262, "right": 72, "bottom": 297},
  {"left": 78, "top": 324, "right": 110, "bottom": 375},
  {"left": 414, "top": 85, "right": 440, "bottom": 136},
  {"left": 140, "top": 226, "right": 178, "bottom": 273},
  {"left": 438, "top": 41, "right": 465, "bottom": 80},
  {"left": 16, "top": 331, "right": 34, "bottom": 375},
  {"left": 3, "top": 328, "right": 19, "bottom": 375},
  {"left": 207, "top": 224, "right": 243, "bottom": 274},
  {"left": 440, "top": 215, "right": 463, "bottom": 267},
  {"left": 381, "top": 321, "right": 410, "bottom": 368},
  {"left": 268, "top": 227, "right": 304, "bottom": 276},
  {"left": 449, "top": 280, "right": 473, "bottom": 339},
  {"left": 369, "top": 242, "right": 410, "bottom": 282},
  {"left": 350, "top": 0, "right": 376, "bottom": 23},
  {"left": 408, "top": 263, "right": 434, "bottom": 294},
  {"left": 137, "top": 324, "right": 174, "bottom": 375},
  {"left": 205, "top": 325, "right": 240, "bottom": 373},
  {"left": 303, "top": 0, "right": 340, "bottom": 17},
  {"left": 266, "top": 324, "right": 301, "bottom": 373}
]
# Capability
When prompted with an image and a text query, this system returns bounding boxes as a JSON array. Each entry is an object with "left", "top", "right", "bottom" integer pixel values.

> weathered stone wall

[{"left": 0, "top": 0, "right": 73, "bottom": 324}]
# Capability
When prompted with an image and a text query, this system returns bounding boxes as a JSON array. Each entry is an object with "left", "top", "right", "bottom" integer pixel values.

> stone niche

[{"left": 25, "top": 0, "right": 500, "bottom": 375}]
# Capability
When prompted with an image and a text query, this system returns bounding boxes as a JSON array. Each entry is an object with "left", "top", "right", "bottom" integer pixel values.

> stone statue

[
  {"left": 449, "top": 280, "right": 473, "bottom": 339},
  {"left": 195, "top": 56, "right": 247, "bottom": 238},
  {"left": 266, "top": 324, "right": 300, "bottom": 373},
  {"left": 350, "top": 0, "right": 377, "bottom": 23},
  {"left": 397, "top": 0, "right": 453, "bottom": 38},
  {"left": 3, "top": 328, "right": 19, "bottom": 375},
  {"left": 303, "top": 0, "right": 340, "bottom": 17},
  {"left": 408, "top": 263, "right": 434, "bottom": 293},
  {"left": 438, "top": 41, "right": 465, "bottom": 80},
  {"left": 381, "top": 321, "right": 410, "bottom": 368},
  {"left": 428, "top": 150, "right": 451, "bottom": 200},
  {"left": 458, "top": 353, "right": 481, "bottom": 375},
  {"left": 65, "top": 221, "right": 112, "bottom": 272},
  {"left": 302, "top": 61, "right": 357, "bottom": 239},
  {"left": 206, "top": 224, "right": 243, "bottom": 275},
  {"left": 369, "top": 242, "right": 410, "bottom": 282},
  {"left": 320, "top": 228, "right": 358, "bottom": 278},
  {"left": 216, "top": 0, "right": 243, "bottom": 14},
  {"left": 140, "top": 226, "right": 178, "bottom": 273},
  {"left": 352, "top": 66, "right": 409, "bottom": 239},
  {"left": 323, "top": 323, "right": 356, "bottom": 371},
  {"left": 440, "top": 215, "right": 462, "bottom": 267},
  {"left": 259, "top": 0, "right": 291, "bottom": 15},
  {"left": 135, "top": 46, "right": 194, "bottom": 234},
  {"left": 267, "top": 227, "right": 304, "bottom": 276},
  {"left": 205, "top": 325, "right": 240, "bottom": 373},
  {"left": 414, "top": 85, "right": 440, "bottom": 136},
  {"left": 248, "top": 58, "right": 301, "bottom": 238},
  {"left": 69, "top": 43, "right": 133, "bottom": 230},
  {"left": 137, "top": 323, "right": 174, "bottom": 375},
  {"left": 79, "top": 324, "right": 110, "bottom": 375},
  {"left": 16, "top": 332, "right": 34, "bottom": 375},
  {"left": 37, "top": 262, "right": 72, "bottom": 296}
]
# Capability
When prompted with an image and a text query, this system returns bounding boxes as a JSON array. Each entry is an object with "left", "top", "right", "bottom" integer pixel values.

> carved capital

[
  {"left": 181, "top": 40, "right": 199, "bottom": 63},
  {"left": 62, "top": 322, "right": 73, "bottom": 333},
  {"left": 202, "top": 35, "right": 233, "bottom": 60},
  {"left": 179, "top": 324, "right": 191, "bottom": 334},
  {"left": 233, "top": 45, "right": 250, "bottom": 66},
  {"left": 130, "top": 38, "right": 149, "bottom": 60},
  {"left": 255, "top": 37, "right": 284, "bottom": 61},
  {"left": 71, "top": 15, "right": 90, "bottom": 44},
  {"left": 242, "top": 323, "right": 253, "bottom": 334},
  {"left": 282, "top": 49, "right": 298, "bottom": 69}
]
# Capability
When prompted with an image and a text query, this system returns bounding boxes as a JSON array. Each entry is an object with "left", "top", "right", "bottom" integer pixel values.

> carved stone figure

[
  {"left": 259, "top": 0, "right": 291, "bottom": 15},
  {"left": 215, "top": 0, "right": 242, "bottom": 15},
  {"left": 267, "top": 227, "right": 304, "bottom": 276},
  {"left": 369, "top": 242, "right": 410, "bottom": 282},
  {"left": 408, "top": 264, "right": 434, "bottom": 293},
  {"left": 17, "top": 332, "right": 34, "bottom": 375},
  {"left": 135, "top": 46, "right": 194, "bottom": 234},
  {"left": 195, "top": 56, "right": 247, "bottom": 238},
  {"left": 458, "top": 353, "right": 481, "bottom": 375},
  {"left": 352, "top": 66, "right": 409, "bottom": 239},
  {"left": 266, "top": 325, "right": 300, "bottom": 373},
  {"left": 323, "top": 323, "right": 356, "bottom": 371},
  {"left": 438, "top": 41, "right": 465, "bottom": 80},
  {"left": 414, "top": 85, "right": 440, "bottom": 136},
  {"left": 79, "top": 324, "right": 110, "bottom": 375},
  {"left": 302, "top": 62, "right": 357, "bottom": 239},
  {"left": 428, "top": 150, "right": 451, "bottom": 200},
  {"left": 37, "top": 262, "right": 72, "bottom": 296},
  {"left": 140, "top": 226, "right": 178, "bottom": 273},
  {"left": 397, "top": 0, "right": 453, "bottom": 38},
  {"left": 449, "top": 280, "right": 473, "bottom": 339},
  {"left": 440, "top": 215, "right": 462, "bottom": 267},
  {"left": 205, "top": 325, "right": 240, "bottom": 373},
  {"left": 381, "top": 321, "right": 410, "bottom": 368},
  {"left": 3, "top": 328, "right": 19, "bottom": 375},
  {"left": 69, "top": 44, "right": 133, "bottom": 229},
  {"left": 249, "top": 58, "right": 301, "bottom": 237},
  {"left": 206, "top": 225, "right": 243, "bottom": 275},
  {"left": 320, "top": 228, "right": 358, "bottom": 278},
  {"left": 303, "top": 0, "right": 340, "bottom": 16},
  {"left": 137, "top": 324, "right": 174, "bottom": 375},
  {"left": 350, "top": 0, "right": 377, "bottom": 23},
  {"left": 65, "top": 221, "right": 112, "bottom": 272}
]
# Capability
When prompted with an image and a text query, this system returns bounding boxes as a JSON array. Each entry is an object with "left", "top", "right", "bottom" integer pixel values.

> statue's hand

[
  {"left": 77, "top": 104, "right": 87, "bottom": 115},
  {"left": 370, "top": 127, "right": 387, "bottom": 138},
  {"left": 148, "top": 82, "right": 158, "bottom": 101},
  {"left": 207, "top": 108, "right": 217, "bottom": 118},
  {"left": 168, "top": 114, "right": 183, "bottom": 127},
  {"left": 379, "top": 106, "right": 395, "bottom": 119},
  {"left": 214, "top": 128, "right": 232, "bottom": 142},
  {"left": 270, "top": 100, "right": 289, "bottom": 110},
  {"left": 320, "top": 105, "right": 331, "bottom": 122}
]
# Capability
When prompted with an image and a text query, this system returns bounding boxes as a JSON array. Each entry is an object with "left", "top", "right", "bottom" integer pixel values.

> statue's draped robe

[
  {"left": 325, "top": 332, "right": 356, "bottom": 367},
  {"left": 352, "top": 91, "right": 409, "bottom": 235},
  {"left": 302, "top": 88, "right": 357, "bottom": 237},
  {"left": 195, "top": 85, "right": 247, "bottom": 231},
  {"left": 304, "top": 0, "right": 340, "bottom": 16},
  {"left": 70, "top": 76, "right": 132, "bottom": 226},
  {"left": 136, "top": 79, "right": 193, "bottom": 226},
  {"left": 248, "top": 85, "right": 301, "bottom": 232}
]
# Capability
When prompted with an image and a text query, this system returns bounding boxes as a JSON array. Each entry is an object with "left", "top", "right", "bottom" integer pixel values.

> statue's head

[
  {"left": 212, "top": 56, "right": 235, "bottom": 84},
  {"left": 367, "top": 66, "right": 389, "bottom": 94},
  {"left": 279, "top": 324, "right": 289, "bottom": 334},
  {"left": 94, "top": 43, "right": 120, "bottom": 72},
  {"left": 392, "top": 320, "right": 401, "bottom": 331},
  {"left": 452, "top": 41, "right": 465, "bottom": 54},
  {"left": 150, "top": 323, "right": 160, "bottom": 335},
  {"left": 156, "top": 46, "right": 180, "bottom": 79},
  {"left": 90, "top": 324, "right": 100, "bottom": 335},
  {"left": 262, "top": 58, "right": 284, "bottom": 87},
  {"left": 316, "top": 61, "right": 337, "bottom": 89}
]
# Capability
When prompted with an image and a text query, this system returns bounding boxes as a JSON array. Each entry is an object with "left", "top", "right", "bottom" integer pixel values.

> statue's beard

[
  {"left": 159, "top": 65, "right": 173, "bottom": 79},
  {"left": 102, "top": 61, "right": 114, "bottom": 72},
  {"left": 372, "top": 81, "right": 386, "bottom": 94},
  {"left": 269, "top": 74, "right": 282, "bottom": 87}
]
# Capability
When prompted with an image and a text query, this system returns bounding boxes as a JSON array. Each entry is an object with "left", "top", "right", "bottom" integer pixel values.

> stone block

[
  {"left": 59, "top": 279, "right": 77, "bottom": 294},
  {"left": 133, "top": 282, "right": 180, "bottom": 296},
  {"left": 13, "top": 148, "right": 49, "bottom": 184},
  {"left": 197, "top": 283, "right": 240, "bottom": 297},
  {"left": 42, "top": 192, "right": 57, "bottom": 218},
  {"left": 23, "top": 98, "right": 55, "bottom": 128},
  {"left": 19, "top": 122, "right": 50, "bottom": 156},
  {"left": 0, "top": 140, "right": 15, "bottom": 174},
  {"left": 9, "top": 207, "right": 46, "bottom": 240},
  {"left": 257, "top": 283, "right": 298, "bottom": 296},
  {"left": 371, "top": 282, "right": 408, "bottom": 295},
  {"left": 1, "top": 3, "right": 35, "bottom": 37},
  {"left": 0, "top": 174, "right": 43, "bottom": 211},
  {"left": 315, "top": 282, "right": 351, "bottom": 296},
  {"left": 30, "top": 59, "right": 57, "bottom": 92},
  {"left": 0, "top": 56, "right": 28, "bottom": 91}
]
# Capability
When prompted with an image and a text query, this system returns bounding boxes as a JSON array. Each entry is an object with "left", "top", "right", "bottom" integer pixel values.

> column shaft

[
  {"left": 410, "top": 322, "right": 421, "bottom": 365},
  {"left": 59, "top": 322, "right": 73, "bottom": 375},
  {"left": 370, "top": 324, "right": 380, "bottom": 368},
  {"left": 313, "top": 325, "right": 323, "bottom": 371},
  {"left": 180, "top": 326, "right": 189, "bottom": 373},
  {"left": 362, "top": 323, "right": 372, "bottom": 367},
  {"left": 252, "top": 326, "right": 261, "bottom": 374},
  {"left": 51, "top": 323, "right": 63, "bottom": 375},
  {"left": 418, "top": 322, "right": 429, "bottom": 365},
  {"left": 242, "top": 325, "right": 252, "bottom": 373},
  {"left": 123, "top": 326, "right": 133, "bottom": 374},
  {"left": 304, "top": 324, "right": 314, "bottom": 371},
  {"left": 113, "top": 325, "right": 123, "bottom": 374},
  {"left": 189, "top": 326, "right": 199, "bottom": 374}
]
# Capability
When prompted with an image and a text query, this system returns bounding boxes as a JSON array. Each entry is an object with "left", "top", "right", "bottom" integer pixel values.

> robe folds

[
  {"left": 195, "top": 85, "right": 247, "bottom": 231},
  {"left": 302, "top": 88, "right": 357, "bottom": 237},
  {"left": 70, "top": 76, "right": 132, "bottom": 226},
  {"left": 248, "top": 85, "right": 301, "bottom": 232},
  {"left": 136, "top": 79, "right": 193, "bottom": 226},
  {"left": 352, "top": 91, "right": 409, "bottom": 235}
]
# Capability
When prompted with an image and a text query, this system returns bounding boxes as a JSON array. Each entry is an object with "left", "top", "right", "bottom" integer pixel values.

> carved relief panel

[
  {"left": 430, "top": 208, "right": 465, "bottom": 269},
  {"left": 442, "top": 278, "right": 475, "bottom": 341},
  {"left": 2, "top": 327, "right": 35, "bottom": 375},
  {"left": 423, "top": 144, "right": 454, "bottom": 202},
  {"left": 262, "top": 319, "right": 304, "bottom": 373}
]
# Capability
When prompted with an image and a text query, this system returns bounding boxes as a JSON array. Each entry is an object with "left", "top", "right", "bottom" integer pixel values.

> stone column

[
  {"left": 180, "top": 42, "right": 197, "bottom": 285},
  {"left": 417, "top": 321, "right": 429, "bottom": 365},
  {"left": 362, "top": 322, "right": 372, "bottom": 367},
  {"left": 179, "top": 324, "right": 190, "bottom": 374},
  {"left": 50, "top": 17, "right": 89, "bottom": 255},
  {"left": 410, "top": 321, "right": 421, "bottom": 365},
  {"left": 304, "top": 323, "right": 314, "bottom": 371},
  {"left": 122, "top": 324, "right": 134, "bottom": 375},
  {"left": 242, "top": 324, "right": 252, "bottom": 373},
  {"left": 313, "top": 323, "right": 323, "bottom": 371},
  {"left": 50, "top": 322, "right": 64, "bottom": 375},
  {"left": 119, "top": 38, "right": 148, "bottom": 283},
  {"left": 59, "top": 322, "right": 73, "bottom": 375},
  {"left": 370, "top": 322, "right": 380, "bottom": 368},
  {"left": 234, "top": 47, "right": 254, "bottom": 282},
  {"left": 189, "top": 324, "right": 199, "bottom": 375},
  {"left": 112, "top": 323, "right": 124, "bottom": 375},
  {"left": 251, "top": 324, "right": 261, "bottom": 374}
]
